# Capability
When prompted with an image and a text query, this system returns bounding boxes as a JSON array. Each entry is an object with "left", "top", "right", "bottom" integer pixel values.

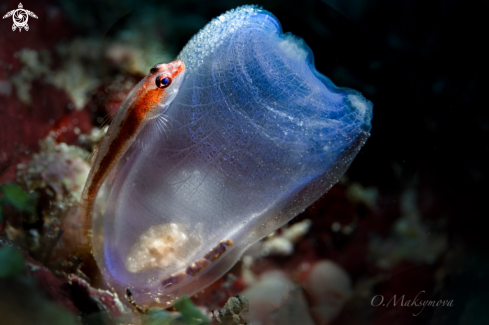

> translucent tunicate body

[{"left": 92, "top": 5, "right": 373, "bottom": 306}]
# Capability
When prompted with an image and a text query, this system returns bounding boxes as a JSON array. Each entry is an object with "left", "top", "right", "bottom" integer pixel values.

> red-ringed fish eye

[{"left": 156, "top": 75, "right": 172, "bottom": 89}]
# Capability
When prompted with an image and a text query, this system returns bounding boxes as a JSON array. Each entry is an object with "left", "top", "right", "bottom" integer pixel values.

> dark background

[{"left": 1, "top": 0, "right": 488, "bottom": 324}]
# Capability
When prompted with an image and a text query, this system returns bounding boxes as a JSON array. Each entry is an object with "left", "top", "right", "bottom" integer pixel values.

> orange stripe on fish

[{"left": 81, "top": 60, "right": 186, "bottom": 253}]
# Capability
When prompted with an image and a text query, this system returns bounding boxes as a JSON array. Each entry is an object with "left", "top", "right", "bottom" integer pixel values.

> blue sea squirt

[{"left": 85, "top": 5, "right": 373, "bottom": 306}]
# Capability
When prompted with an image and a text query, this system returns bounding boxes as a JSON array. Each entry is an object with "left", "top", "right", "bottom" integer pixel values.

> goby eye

[{"left": 156, "top": 75, "right": 172, "bottom": 88}]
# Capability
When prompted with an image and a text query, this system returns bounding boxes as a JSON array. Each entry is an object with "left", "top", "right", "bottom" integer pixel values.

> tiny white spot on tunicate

[
  {"left": 277, "top": 35, "right": 307, "bottom": 63},
  {"left": 347, "top": 94, "right": 368, "bottom": 117}
]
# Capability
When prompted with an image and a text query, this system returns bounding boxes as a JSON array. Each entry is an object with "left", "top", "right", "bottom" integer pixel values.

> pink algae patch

[{"left": 0, "top": 0, "right": 74, "bottom": 182}]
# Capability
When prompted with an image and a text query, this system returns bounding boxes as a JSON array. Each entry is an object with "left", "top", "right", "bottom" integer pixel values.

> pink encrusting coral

[{"left": 0, "top": 0, "right": 74, "bottom": 183}]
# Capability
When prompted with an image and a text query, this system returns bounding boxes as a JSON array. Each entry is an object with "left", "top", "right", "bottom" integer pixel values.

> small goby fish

[{"left": 81, "top": 60, "right": 186, "bottom": 246}]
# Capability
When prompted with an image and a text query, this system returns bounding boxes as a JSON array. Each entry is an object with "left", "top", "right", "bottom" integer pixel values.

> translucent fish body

[{"left": 93, "top": 5, "right": 373, "bottom": 306}]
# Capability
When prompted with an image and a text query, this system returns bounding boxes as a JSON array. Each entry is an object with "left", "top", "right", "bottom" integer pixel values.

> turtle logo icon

[{"left": 2, "top": 3, "right": 38, "bottom": 32}]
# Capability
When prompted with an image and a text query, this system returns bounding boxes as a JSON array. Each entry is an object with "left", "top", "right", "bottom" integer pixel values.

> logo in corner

[{"left": 2, "top": 3, "right": 38, "bottom": 32}]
